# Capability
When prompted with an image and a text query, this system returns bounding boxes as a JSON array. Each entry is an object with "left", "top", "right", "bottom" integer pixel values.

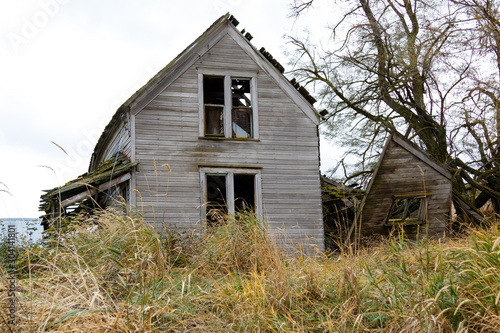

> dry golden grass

[{"left": 1, "top": 210, "right": 499, "bottom": 332}]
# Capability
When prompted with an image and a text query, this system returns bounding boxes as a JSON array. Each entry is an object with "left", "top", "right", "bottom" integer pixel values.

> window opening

[
  {"left": 201, "top": 168, "right": 261, "bottom": 226},
  {"left": 206, "top": 174, "right": 227, "bottom": 226},
  {"left": 234, "top": 174, "right": 255, "bottom": 212},
  {"left": 201, "top": 73, "right": 256, "bottom": 139},
  {"left": 386, "top": 194, "right": 429, "bottom": 226},
  {"left": 231, "top": 78, "right": 253, "bottom": 138},
  {"left": 203, "top": 76, "right": 225, "bottom": 136}
]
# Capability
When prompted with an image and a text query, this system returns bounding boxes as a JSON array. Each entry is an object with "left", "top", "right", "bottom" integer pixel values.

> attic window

[
  {"left": 231, "top": 78, "right": 253, "bottom": 138},
  {"left": 199, "top": 71, "right": 258, "bottom": 139},
  {"left": 386, "top": 194, "right": 430, "bottom": 226}
]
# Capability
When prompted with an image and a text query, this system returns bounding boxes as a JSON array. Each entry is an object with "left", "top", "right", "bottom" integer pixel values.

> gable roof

[
  {"left": 390, "top": 133, "right": 452, "bottom": 179},
  {"left": 89, "top": 13, "right": 319, "bottom": 171},
  {"left": 362, "top": 132, "right": 452, "bottom": 199},
  {"left": 356, "top": 131, "right": 450, "bottom": 220}
]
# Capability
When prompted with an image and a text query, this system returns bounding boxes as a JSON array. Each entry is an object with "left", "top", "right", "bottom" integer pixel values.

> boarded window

[
  {"left": 231, "top": 78, "right": 253, "bottom": 138},
  {"left": 204, "top": 76, "right": 225, "bottom": 136},
  {"left": 206, "top": 174, "right": 227, "bottom": 226},
  {"left": 386, "top": 194, "right": 429, "bottom": 226}
]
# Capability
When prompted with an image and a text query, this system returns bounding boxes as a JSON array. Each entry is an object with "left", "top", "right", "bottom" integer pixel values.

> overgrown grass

[{"left": 1, "top": 210, "right": 499, "bottom": 332}]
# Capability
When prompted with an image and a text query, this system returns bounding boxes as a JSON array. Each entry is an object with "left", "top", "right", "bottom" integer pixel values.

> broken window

[
  {"left": 206, "top": 174, "right": 227, "bottom": 226},
  {"left": 234, "top": 174, "right": 255, "bottom": 212},
  {"left": 386, "top": 194, "right": 429, "bottom": 226},
  {"left": 203, "top": 76, "right": 225, "bottom": 136},
  {"left": 200, "top": 168, "right": 261, "bottom": 226},
  {"left": 231, "top": 78, "right": 253, "bottom": 138},
  {"left": 200, "top": 72, "right": 257, "bottom": 139}
]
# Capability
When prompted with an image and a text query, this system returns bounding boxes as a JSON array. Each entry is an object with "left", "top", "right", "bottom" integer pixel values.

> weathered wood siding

[
  {"left": 134, "top": 33, "right": 323, "bottom": 251},
  {"left": 359, "top": 139, "right": 452, "bottom": 238},
  {"left": 96, "top": 119, "right": 132, "bottom": 165}
]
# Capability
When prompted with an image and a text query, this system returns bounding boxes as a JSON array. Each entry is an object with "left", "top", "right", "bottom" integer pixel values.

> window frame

[
  {"left": 199, "top": 167, "right": 262, "bottom": 224},
  {"left": 198, "top": 69, "right": 259, "bottom": 139},
  {"left": 385, "top": 193, "right": 431, "bottom": 226}
]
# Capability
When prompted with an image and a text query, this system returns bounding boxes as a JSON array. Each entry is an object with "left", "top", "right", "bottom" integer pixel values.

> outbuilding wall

[{"left": 359, "top": 137, "right": 452, "bottom": 238}]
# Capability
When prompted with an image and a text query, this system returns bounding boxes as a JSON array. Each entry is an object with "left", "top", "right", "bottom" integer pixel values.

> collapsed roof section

[{"left": 40, "top": 153, "right": 138, "bottom": 222}]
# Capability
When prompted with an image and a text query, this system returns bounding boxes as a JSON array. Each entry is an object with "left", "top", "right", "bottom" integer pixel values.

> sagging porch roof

[{"left": 40, "top": 153, "right": 138, "bottom": 216}]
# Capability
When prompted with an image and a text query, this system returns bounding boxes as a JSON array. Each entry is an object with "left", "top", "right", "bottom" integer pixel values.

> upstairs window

[
  {"left": 200, "top": 71, "right": 258, "bottom": 139},
  {"left": 386, "top": 194, "right": 430, "bottom": 226},
  {"left": 231, "top": 78, "right": 253, "bottom": 138}
]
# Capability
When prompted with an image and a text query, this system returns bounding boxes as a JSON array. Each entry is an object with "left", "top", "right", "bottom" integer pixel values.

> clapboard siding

[
  {"left": 132, "top": 32, "right": 323, "bottom": 251},
  {"left": 195, "top": 34, "right": 260, "bottom": 70},
  {"left": 359, "top": 137, "right": 451, "bottom": 238},
  {"left": 98, "top": 120, "right": 132, "bottom": 164}
]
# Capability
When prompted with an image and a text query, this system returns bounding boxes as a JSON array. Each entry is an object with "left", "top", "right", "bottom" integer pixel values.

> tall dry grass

[{"left": 0, "top": 209, "right": 499, "bottom": 332}]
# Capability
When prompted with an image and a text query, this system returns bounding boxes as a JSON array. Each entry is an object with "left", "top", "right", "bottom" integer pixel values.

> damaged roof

[
  {"left": 89, "top": 13, "right": 318, "bottom": 171},
  {"left": 40, "top": 153, "right": 138, "bottom": 214}
]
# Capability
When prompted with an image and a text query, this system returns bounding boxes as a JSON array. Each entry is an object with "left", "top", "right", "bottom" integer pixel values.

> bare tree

[
  {"left": 448, "top": 0, "right": 500, "bottom": 211},
  {"left": 290, "top": 0, "right": 500, "bottom": 216}
]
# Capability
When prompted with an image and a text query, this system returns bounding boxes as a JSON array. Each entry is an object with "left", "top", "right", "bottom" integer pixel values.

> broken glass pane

[{"left": 231, "top": 78, "right": 252, "bottom": 138}]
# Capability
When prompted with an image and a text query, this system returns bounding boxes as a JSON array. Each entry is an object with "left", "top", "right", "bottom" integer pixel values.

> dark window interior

[
  {"left": 234, "top": 174, "right": 255, "bottom": 212},
  {"left": 204, "top": 76, "right": 225, "bottom": 136},
  {"left": 206, "top": 174, "right": 227, "bottom": 226},
  {"left": 387, "top": 196, "right": 427, "bottom": 225},
  {"left": 204, "top": 76, "right": 224, "bottom": 104},
  {"left": 231, "top": 78, "right": 252, "bottom": 138}
]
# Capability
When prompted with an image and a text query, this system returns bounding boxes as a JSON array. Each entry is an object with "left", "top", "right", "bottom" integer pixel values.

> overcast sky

[{"left": 0, "top": 0, "right": 337, "bottom": 218}]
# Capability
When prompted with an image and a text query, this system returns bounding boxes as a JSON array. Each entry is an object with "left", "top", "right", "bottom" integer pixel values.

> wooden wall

[
  {"left": 97, "top": 117, "right": 132, "bottom": 164},
  {"left": 133, "top": 32, "right": 324, "bottom": 251},
  {"left": 359, "top": 138, "right": 452, "bottom": 238}
]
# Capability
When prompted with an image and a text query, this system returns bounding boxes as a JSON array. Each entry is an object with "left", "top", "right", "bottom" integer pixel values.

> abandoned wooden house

[
  {"left": 40, "top": 14, "right": 324, "bottom": 251},
  {"left": 355, "top": 133, "right": 453, "bottom": 239}
]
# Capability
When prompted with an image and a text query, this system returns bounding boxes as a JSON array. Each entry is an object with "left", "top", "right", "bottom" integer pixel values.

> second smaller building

[{"left": 356, "top": 133, "right": 452, "bottom": 239}]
